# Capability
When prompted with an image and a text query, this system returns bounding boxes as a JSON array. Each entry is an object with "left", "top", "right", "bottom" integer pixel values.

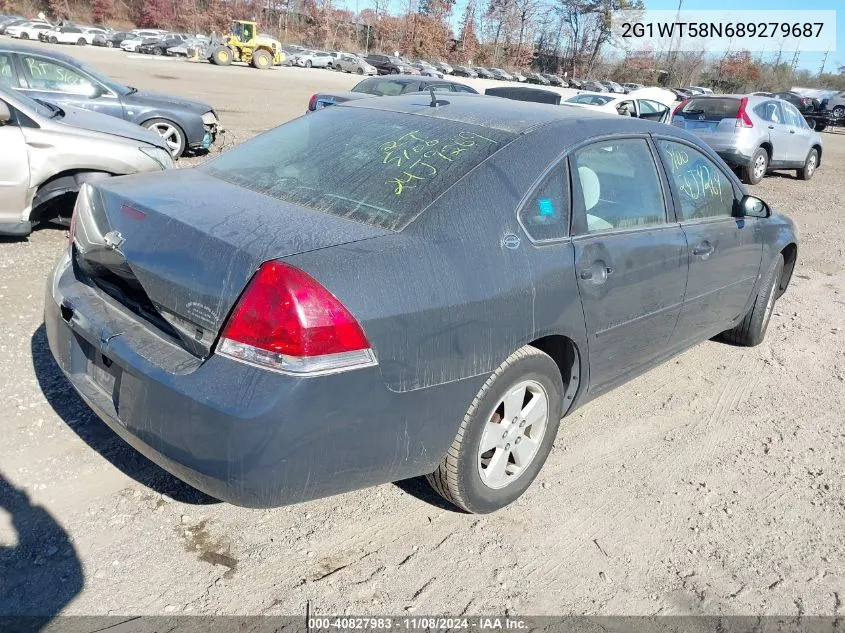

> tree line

[{"left": 3, "top": 0, "right": 843, "bottom": 89}]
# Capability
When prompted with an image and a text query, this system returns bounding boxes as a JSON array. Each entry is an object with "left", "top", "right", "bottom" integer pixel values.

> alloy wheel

[
  {"left": 477, "top": 380, "right": 549, "bottom": 490},
  {"left": 753, "top": 153, "right": 766, "bottom": 180},
  {"left": 147, "top": 121, "right": 183, "bottom": 156}
]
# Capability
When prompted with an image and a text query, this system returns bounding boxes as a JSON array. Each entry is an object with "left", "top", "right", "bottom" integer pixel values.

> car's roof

[
  {"left": 361, "top": 75, "right": 463, "bottom": 85},
  {"left": 0, "top": 42, "right": 87, "bottom": 67},
  {"left": 339, "top": 92, "right": 662, "bottom": 135}
]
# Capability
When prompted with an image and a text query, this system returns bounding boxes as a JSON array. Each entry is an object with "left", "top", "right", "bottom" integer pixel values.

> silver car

[
  {"left": 672, "top": 94, "right": 823, "bottom": 184},
  {"left": 0, "top": 85, "right": 172, "bottom": 237},
  {"left": 334, "top": 54, "right": 376, "bottom": 75}
]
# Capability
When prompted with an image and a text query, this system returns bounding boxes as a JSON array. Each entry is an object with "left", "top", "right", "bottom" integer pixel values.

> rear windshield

[
  {"left": 200, "top": 107, "right": 515, "bottom": 232},
  {"left": 679, "top": 97, "right": 740, "bottom": 119},
  {"left": 352, "top": 77, "right": 407, "bottom": 96},
  {"left": 567, "top": 94, "right": 614, "bottom": 106}
]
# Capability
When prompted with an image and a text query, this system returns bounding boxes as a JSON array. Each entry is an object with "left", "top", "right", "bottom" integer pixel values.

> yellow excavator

[{"left": 208, "top": 20, "right": 283, "bottom": 69}]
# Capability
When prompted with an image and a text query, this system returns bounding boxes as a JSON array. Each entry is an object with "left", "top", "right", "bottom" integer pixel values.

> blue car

[{"left": 0, "top": 43, "right": 220, "bottom": 156}]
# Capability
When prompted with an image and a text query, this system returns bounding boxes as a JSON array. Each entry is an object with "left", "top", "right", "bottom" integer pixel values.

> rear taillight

[
  {"left": 307, "top": 94, "right": 318, "bottom": 111},
  {"left": 736, "top": 96, "right": 753, "bottom": 128},
  {"left": 673, "top": 98, "right": 689, "bottom": 116},
  {"left": 217, "top": 261, "right": 376, "bottom": 375}
]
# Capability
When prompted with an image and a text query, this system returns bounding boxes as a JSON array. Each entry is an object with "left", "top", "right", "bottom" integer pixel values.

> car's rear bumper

[
  {"left": 45, "top": 252, "right": 480, "bottom": 507},
  {"left": 716, "top": 148, "right": 754, "bottom": 168}
]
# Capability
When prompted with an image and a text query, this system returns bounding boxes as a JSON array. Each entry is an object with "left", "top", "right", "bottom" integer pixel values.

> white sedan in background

[
  {"left": 565, "top": 88, "right": 676, "bottom": 122},
  {"left": 45, "top": 25, "right": 100, "bottom": 45},
  {"left": 6, "top": 21, "right": 52, "bottom": 39}
]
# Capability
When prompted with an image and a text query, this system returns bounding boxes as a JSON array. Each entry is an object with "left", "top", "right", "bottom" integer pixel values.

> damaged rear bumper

[{"left": 44, "top": 252, "right": 478, "bottom": 507}]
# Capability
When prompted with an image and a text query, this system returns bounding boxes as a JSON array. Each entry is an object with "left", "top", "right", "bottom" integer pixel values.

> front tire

[
  {"left": 427, "top": 346, "right": 564, "bottom": 513},
  {"left": 743, "top": 147, "right": 768, "bottom": 185},
  {"left": 19, "top": 33, "right": 29, "bottom": 39},
  {"left": 356, "top": 67, "right": 363, "bottom": 74},
  {"left": 721, "top": 254, "right": 784, "bottom": 347},
  {"left": 252, "top": 49, "right": 272, "bottom": 69},
  {"left": 797, "top": 148, "right": 818, "bottom": 180},
  {"left": 106, "top": 40, "right": 113, "bottom": 47},
  {"left": 305, "top": 59, "right": 312, "bottom": 68},
  {"left": 49, "top": 36, "right": 57, "bottom": 44},
  {"left": 144, "top": 118, "right": 186, "bottom": 157},
  {"left": 77, "top": 38, "right": 86, "bottom": 46},
  {"left": 832, "top": 105, "right": 845, "bottom": 118}
]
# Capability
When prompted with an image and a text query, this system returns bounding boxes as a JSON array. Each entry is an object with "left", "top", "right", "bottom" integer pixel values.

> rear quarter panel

[{"left": 285, "top": 127, "right": 588, "bottom": 396}]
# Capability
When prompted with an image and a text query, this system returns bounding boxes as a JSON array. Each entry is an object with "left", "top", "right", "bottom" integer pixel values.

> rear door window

[
  {"left": 571, "top": 139, "right": 667, "bottom": 234},
  {"left": 201, "top": 107, "right": 515, "bottom": 231},
  {"left": 0, "top": 53, "right": 17, "bottom": 87}
]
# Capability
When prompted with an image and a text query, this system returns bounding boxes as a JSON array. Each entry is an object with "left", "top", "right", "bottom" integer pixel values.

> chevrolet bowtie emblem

[{"left": 103, "top": 230, "right": 125, "bottom": 250}]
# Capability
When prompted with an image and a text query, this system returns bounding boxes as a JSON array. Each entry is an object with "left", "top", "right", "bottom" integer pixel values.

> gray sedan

[
  {"left": 45, "top": 94, "right": 797, "bottom": 513},
  {"left": 0, "top": 43, "right": 220, "bottom": 156}
]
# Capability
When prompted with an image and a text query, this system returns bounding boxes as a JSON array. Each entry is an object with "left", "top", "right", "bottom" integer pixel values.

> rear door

[
  {"left": 752, "top": 100, "right": 791, "bottom": 164},
  {"left": 653, "top": 137, "right": 762, "bottom": 343},
  {"left": 570, "top": 137, "right": 688, "bottom": 393}
]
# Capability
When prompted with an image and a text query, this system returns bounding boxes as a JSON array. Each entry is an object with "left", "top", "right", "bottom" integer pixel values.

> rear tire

[
  {"left": 356, "top": 68, "right": 363, "bottom": 74},
  {"left": 720, "top": 254, "right": 784, "bottom": 347},
  {"left": 49, "top": 36, "right": 57, "bottom": 44},
  {"left": 106, "top": 40, "right": 113, "bottom": 48},
  {"left": 427, "top": 346, "right": 564, "bottom": 514},
  {"left": 797, "top": 148, "right": 818, "bottom": 180},
  {"left": 742, "top": 147, "right": 768, "bottom": 185},
  {"left": 832, "top": 105, "right": 845, "bottom": 118},
  {"left": 20, "top": 33, "right": 29, "bottom": 39},
  {"left": 252, "top": 49, "right": 272, "bottom": 69},
  {"left": 77, "top": 38, "right": 86, "bottom": 46},
  {"left": 305, "top": 59, "right": 312, "bottom": 68}
]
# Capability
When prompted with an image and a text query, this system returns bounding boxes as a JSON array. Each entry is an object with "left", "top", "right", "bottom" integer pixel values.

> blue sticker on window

[{"left": 538, "top": 198, "right": 555, "bottom": 217}]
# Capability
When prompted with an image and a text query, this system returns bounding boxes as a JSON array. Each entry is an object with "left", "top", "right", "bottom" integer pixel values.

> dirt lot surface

[{"left": 1, "top": 42, "right": 844, "bottom": 618}]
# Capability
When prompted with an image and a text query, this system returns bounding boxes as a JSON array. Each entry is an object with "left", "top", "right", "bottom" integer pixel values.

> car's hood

[
  {"left": 48, "top": 104, "right": 166, "bottom": 148},
  {"left": 123, "top": 88, "right": 212, "bottom": 114}
]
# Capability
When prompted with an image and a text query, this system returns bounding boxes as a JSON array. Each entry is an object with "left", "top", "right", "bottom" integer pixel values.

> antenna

[{"left": 429, "top": 86, "right": 438, "bottom": 108}]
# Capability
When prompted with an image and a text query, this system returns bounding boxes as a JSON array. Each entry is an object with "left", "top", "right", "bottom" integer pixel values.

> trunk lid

[
  {"left": 72, "top": 169, "right": 391, "bottom": 358},
  {"left": 672, "top": 96, "right": 742, "bottom": 137}
]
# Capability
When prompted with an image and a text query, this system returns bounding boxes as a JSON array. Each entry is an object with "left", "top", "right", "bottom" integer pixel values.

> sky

[
  {"left": 356, "top": 0, "right": 841, "bottom": 73},
  {"left": 642, "top": 0, "right": 842, "bottom": 72}
]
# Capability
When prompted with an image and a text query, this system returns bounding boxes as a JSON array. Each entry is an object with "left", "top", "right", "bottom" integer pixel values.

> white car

[
  {"left": 564, "top": 89, "right": 674, "bottom": 123},
  {"left": 334, "top": 54, "right": 377, "bottom": 75},
  {"left": 294, "top": 50, "right": 332, "bottom": 68},
  {"left": 6, "top": 21, "right": 52, "bottom": 40},
  {"left": 120, "top": 30, "right": 165, "bottom": 51},
  {"left": 46, "top": 25, "right": 98, "bottom": 45}
]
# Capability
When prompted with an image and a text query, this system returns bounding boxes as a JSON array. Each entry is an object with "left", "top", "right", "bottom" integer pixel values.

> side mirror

[
  {"left": 0, "top": 100, "right": 10, "bottom": 124},
  {"left": 736, "top": 194, "right": 771, "bottom": 219}
]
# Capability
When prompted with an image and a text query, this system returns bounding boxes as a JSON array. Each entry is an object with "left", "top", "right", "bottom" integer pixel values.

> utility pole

[
  {"left": 818, "top": 47, "right": 829, "bottom": 76},
  {"left": 790, "top": 48, "right": 800, "bottom": 79}
]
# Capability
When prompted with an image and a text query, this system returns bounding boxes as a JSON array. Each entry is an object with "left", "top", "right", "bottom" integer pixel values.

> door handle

[{"left": 693, "top": 243, "right": 714, "bottom": 257}]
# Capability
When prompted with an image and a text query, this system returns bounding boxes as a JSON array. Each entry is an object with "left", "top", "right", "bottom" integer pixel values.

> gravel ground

[{"left": 1, "top": 42, "right": 844, "bottom": 619}]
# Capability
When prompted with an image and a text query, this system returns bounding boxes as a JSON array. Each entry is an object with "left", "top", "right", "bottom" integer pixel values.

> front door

[
  {"left": 571, "top": 138, "right": 688, "bottom": 393},
  {"left": 653, "top": 138, "right": 763, "bottom": 345},
  {"left": 15, "top": 53, "right": 125, "bottom": 120},
  {"left": 0, "top": 93, "right": 32, "bottom": 225}
]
